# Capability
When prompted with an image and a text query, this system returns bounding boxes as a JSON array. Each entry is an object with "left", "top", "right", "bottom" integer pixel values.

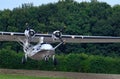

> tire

[
  {"left": 21, "top": 56, "right": 26, "bottom": 64},
  {"left": 53, "top": 58, "right": 58, "bottom": 66}
]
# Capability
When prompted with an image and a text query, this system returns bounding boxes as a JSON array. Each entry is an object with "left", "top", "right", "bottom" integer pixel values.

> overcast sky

[{"left": 0, "top": 0, "right": 120, "bottom": 10}]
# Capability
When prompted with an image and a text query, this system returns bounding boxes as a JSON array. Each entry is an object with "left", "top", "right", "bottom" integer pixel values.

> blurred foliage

[
  {"left": 0, "top": 49, "right": 120, "bottom": 74},
  {"left": 0, "top": 0, "right": 120, "bottom": 56},
  {"left": 0, "top": 0, "right": 120, "bottom": 73}
]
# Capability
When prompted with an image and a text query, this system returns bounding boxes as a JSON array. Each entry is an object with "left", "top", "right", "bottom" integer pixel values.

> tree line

[{"left": 0, "top": 0, "right": 120, "bottom": 56}]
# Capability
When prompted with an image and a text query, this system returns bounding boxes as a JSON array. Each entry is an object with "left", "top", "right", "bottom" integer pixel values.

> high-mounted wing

[
  {"left": 1, "top": 31, "right": 120, "bottom": 43},
  {"left": 0, "top": 32, "right": 51, "bottom": 42},
  {"left": 61, "top": 35, "right": 120, "bottom": 43}
]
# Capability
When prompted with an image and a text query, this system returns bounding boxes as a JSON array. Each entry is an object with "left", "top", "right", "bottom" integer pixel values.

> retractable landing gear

[
  {"left": 44, "top": 55, "right": 58, "bottom": 66},
  {"left": 53, "top": 58, "right": 57, "bottom": 66},
  {"left": 21, "top": 54, "right": 27, "bottom": 64},
  {"left": 44, "top": 56, "right": 49, "bottom": 62},
  {"left": 52, "top": 55, "right": 58, "bottom": 66}
]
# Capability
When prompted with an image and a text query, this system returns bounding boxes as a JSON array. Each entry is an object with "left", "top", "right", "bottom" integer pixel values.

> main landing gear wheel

[
  {"left": 22, "top": 56, "right": 27, "bottom": 64},
  {"left": 53, "top": 58, "right": 58, "bottom": 66},
  {"left": 52, "top": 55, "right": 58, "bottom": 66}
]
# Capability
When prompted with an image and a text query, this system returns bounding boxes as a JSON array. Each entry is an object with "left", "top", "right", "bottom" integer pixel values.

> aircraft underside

[{"left": 30, "top": 50, "right": 55, "bottom": 60}]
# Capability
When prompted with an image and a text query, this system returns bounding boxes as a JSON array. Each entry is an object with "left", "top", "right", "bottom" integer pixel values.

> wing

[
  {"left": 1, "top": 31, "right": 120, "bottom": 43},
  {"left": 61, "top": 35, "right": 120, "bottom": 43},
  {"left": 0, "top": 32, "right": 51, "bottom": 42},
  {"left": 0, "top": 32, "right": 26, "bottom": 42}
]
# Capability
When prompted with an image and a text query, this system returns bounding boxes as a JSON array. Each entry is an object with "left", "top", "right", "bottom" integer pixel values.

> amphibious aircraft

[{"left": 1, "top": 26, "right": 120, "bottom": 65}]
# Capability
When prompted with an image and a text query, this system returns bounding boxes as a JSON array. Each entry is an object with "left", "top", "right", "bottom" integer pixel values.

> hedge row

[{"left": 0, "top": 48, "right": 120, "bottom": 74}]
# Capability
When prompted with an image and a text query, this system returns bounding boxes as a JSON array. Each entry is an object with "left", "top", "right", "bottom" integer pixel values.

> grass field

[{"left": 0, "top": 74, "right": 69, "bottom": 79}]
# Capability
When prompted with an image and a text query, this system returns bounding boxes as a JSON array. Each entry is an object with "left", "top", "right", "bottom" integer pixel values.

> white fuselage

[
  {"left": 24, "top": 43, "right": 55, "bottom": 60},
  {"left": 23, "top": 29, "right": 55, "bottom": 60}
]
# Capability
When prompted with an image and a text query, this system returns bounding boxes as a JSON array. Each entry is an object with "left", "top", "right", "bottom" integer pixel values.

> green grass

[{"left": 0, "top": 74, "right": 69, "bottom": 79}]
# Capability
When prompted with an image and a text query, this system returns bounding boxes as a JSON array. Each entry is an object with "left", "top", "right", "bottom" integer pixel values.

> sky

[{"left": 0, "top": 0, "right": 120, "bottom": 10}]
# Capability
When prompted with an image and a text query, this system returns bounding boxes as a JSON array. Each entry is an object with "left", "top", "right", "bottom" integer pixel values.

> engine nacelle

[
  {"left": 29, "top": 29, "right": 35, "bottom": 37},
  {"left": 52, "top": 30, "right": 62, "bottom": 40},
  {"left": 24, "top": 29, "right": 35, "bottom": 38}
]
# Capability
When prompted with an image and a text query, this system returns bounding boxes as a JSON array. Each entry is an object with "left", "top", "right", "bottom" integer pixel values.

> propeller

[
  {"left": 52, "top": 26, "right": 66, "bottom": 42},
  {"left": 24, "top": 23, "right": 36, "bottom": 39},
  {"left": 52, "top": 30, "right": 62, "bottom": 40}
]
